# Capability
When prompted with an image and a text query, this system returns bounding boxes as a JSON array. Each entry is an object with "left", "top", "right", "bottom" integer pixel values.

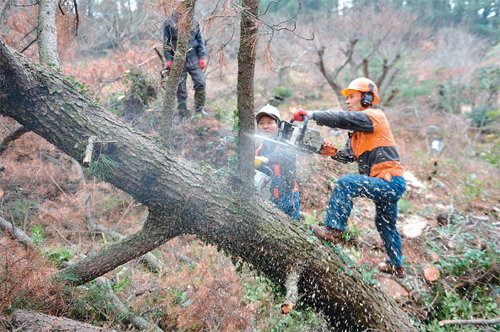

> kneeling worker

[
  {"left": 255, "top": 105, "right": 301, "bottom": 221},
  {"left": 291, "top": 77, "right": 406, "bottom": 278}
]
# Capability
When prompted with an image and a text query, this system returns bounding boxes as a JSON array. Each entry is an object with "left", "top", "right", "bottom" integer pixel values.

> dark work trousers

[
  {"left": 324, "top": 175, "right": 406, "bottom": 267},
  {"left": 177, "top": 56, "right": 206, "bottom": 111}
]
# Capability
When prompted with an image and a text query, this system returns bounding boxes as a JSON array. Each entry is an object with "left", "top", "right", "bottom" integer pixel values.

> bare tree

[
  {"left": 159, "top": 0, "right": 196, "bottom": 145},
  {"left": 38, "top": 0, "right": 60, "bottom": 67},
  {"left": 314, "top": 3, "right": 419, "bottom": 106},
  {"left": 236, "top": 0, "right": 259, "bottom": 191}
]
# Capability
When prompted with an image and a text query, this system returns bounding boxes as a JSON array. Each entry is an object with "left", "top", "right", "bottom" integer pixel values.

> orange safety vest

[{"left": 350, "top": 109, "right": 405, "bottom": 181}]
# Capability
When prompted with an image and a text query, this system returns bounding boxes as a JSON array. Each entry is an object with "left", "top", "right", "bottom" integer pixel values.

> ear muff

[{"left": 361, "top": 83, "right": 374, "bottom": 107}]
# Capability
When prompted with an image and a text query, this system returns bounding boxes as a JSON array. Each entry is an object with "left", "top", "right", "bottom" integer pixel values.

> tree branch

[
  {"left": 0, "top": 215, "right": 33, "bottom": 248},
  {"left": 438, "top": 317, "right": 500, "bottom": 326},
  {"left": 95, "top": 277, "right": 163, "bottom": 332},
  {"left": 0, "top": 125, "right": 29, "bottom": 155}
]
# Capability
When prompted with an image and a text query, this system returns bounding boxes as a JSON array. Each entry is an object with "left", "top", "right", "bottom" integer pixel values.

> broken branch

[
  {"left": 83, "top": 135, "right": 96, "bottom": 166},
  {"left": 0, "top": 215, "right": 33, "bottom": 247},
  {"left": 95, "top": 277, "right": 163, "bottom": 332},
  {"left": 281, "top": 269, "right": 301, "bottom": 314},
  {"left": 438, "top": 317, "right": 500, "bottom": 327},
  {"left": 0, "top": 124, "right": 29, "bottom": 155}
]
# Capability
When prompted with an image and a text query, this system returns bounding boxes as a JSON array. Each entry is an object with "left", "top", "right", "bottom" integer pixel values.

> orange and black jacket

[
  {"left": 255, "top": 141, "right": 299, "bottom": 199},
  {"left": 314, "top": 108, "right": 405, "bottom": 181}
]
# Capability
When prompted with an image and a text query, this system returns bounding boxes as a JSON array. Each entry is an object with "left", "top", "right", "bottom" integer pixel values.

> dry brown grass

[{"left": 0, "top": 237, "right": 69, "bottom": 316}]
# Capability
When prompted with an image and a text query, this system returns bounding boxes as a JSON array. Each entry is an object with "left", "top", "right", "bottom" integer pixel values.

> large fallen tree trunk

[
  {"left": 0, "top": 40, "right": 417, "bottom": 331},
  {"left": 12, "top": 309, "right": 115, "bottom": 332}
]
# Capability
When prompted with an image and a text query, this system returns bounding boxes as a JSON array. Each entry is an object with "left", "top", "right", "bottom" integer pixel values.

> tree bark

[
  {"left": 12, "top": 309, "right": 115, "bottom": 332},
  {"left": 37, "top": 0, "right": 60, "bottom": 67},
  {"left": 0, "top": 40, "right": 417, "bottom": 331},
  {"left": 236, "top": 0, "right": 259, "bottom": 192}
]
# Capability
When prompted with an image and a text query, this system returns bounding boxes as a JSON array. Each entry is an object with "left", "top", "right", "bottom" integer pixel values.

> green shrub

[
  {"left": 274, "top": 86, "right": 294, "bottom": 99},
  {"left": 421, "top": 221, "right": 500, "bottom": 330},
  {"left": 45, "top": 247, "right": 72, "bottom": 267},
  {"left": 466, "top": 105, "right": 500, "bottom": 127},
  {"left": 30, "top": 225, "right": 45, "bottom": 246},
  {"left": 437, "top": 80, "right": 467, "bottom": 114},
  {"left": 397, "top": 197, "right": 413, "bottom": 214},
  {"left": 242, "top": 274, "right": 329, "bottom": 331},
  {"left": 8, "top": 198, "right": 36, "bottom": 227},
  {"left": 480, "top": 135, "right": 500, "bottom": 165}
]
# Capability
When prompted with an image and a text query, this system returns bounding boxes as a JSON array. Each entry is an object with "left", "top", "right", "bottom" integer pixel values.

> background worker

[
  {"left": 162, "top": 12, "right": 207, "bottom": 117},
  {"left": 291, "top": 77, "right": 407, "bottom": 278},
  {"left": 255, "top": 105, "right": 301, "bottom": 221}
]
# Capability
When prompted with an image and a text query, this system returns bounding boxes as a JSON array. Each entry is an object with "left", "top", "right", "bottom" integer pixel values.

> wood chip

[
  {"left": 281, "top": 300, "right": 294, "bottom": 314},
  {"left": 423, "top": 265, "right": 440, "bottom": 282}
]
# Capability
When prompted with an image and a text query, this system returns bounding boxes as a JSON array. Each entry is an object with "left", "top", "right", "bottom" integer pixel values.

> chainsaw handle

[{"left": 290, "top": 116, "right": 308, "bottom": 144}]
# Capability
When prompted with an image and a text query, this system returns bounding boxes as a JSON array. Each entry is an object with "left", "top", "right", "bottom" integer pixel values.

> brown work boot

[
  {"left": 311, "top": 225, "right": 344, "bottom": 244},
  {"left": 378, "top": 261, "right": 406, "bottom": 279}
]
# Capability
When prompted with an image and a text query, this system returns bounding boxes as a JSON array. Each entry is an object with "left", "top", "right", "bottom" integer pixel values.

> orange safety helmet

[{"left": 341, "top": 77, "right": 380, "bottom": 105}]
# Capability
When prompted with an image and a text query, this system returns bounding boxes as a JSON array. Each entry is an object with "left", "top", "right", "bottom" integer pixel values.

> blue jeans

[
  {"left": 273, "top": 191, "right": 301, "bottom": 221},
  {"left": 324, "top": 175, "right": 406, "bottom": 267}
]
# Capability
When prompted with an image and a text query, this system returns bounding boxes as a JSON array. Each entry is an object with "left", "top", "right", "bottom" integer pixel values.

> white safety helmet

[{"left": 255, "top": 104, "right": 281, "bottom": 124}]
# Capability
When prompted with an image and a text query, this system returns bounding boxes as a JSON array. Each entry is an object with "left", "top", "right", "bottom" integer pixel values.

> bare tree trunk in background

[
  {"left": 159, "top": 0, "right": 196, "bottom": 146},
  {"left": 236, "top": 0, "right": 259, "bottom": 192},
  {"left": 0, "top": 0, "right": 61, "bottom": 158},
  {"left": 316, "top": 39, "right": 358, "bottom": 106},
  {"left": 37, "top": 0, "right": 60, "bottom": 67},
  {"left": 0, "top": 0, "right": 11, "bottom": 21},
  {"left": 0, "top": 41, "right": 418, "bottom": 331}
]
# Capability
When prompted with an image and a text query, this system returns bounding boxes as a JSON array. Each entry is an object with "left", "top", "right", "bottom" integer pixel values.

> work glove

[
  {"left": 255, "top": 156, "right": 269, "bottom": 168},
  {"left": 162, "top": 61, "right": 173, "bottom": 73},
  {"left": 321, "top": 141, "right": 338, "bottom": 157},
  {"left": 199, "top": 59, "right": 206, "bottom": 70},
  {"left": 291, "top": 109, "right": 308, "bottom": 122}
]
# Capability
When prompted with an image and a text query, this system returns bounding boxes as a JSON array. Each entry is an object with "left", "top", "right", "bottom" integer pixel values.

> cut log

[
  {"left": 402, "top": 223, "right": 423, "bottom": 238},
  {"left": 12, "top": 309, "right": 115, "bottom": 331},
  {"left": 423, "top": 265, "right": 440, "bottom": 282},
  {"left": 402, "top": 215, "right": 428, "bottom": 238},
  {"left": 429, "top": 251, "right": 439, "bottom": 262},
  {"left": 0, "top": 39, "right": 418, "bottom": 331}
]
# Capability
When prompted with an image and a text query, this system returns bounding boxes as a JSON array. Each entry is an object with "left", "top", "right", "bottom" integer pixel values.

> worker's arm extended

[
  {"left": 292, "top": 109, "right": 374, "bottom": 132},
  {"left": 314, "top": 111, "right": 374, "bottom": 132}
]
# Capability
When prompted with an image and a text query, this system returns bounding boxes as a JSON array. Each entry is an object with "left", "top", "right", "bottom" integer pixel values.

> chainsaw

[
  {"left": 253, "top": 116, "right": 333, "bottom": 155},
  {"left": 253, "top": 115, "right": 337, "bottom": 191}
]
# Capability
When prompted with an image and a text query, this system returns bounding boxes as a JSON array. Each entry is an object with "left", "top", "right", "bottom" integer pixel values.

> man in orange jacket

[{"left": 292, "top": 77, "right": 407, "bottom": 278}]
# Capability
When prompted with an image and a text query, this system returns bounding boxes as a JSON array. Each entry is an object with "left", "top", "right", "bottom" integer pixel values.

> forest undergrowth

[{"left": 1, "top": 82, "right": 498, "bottom": 330}]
